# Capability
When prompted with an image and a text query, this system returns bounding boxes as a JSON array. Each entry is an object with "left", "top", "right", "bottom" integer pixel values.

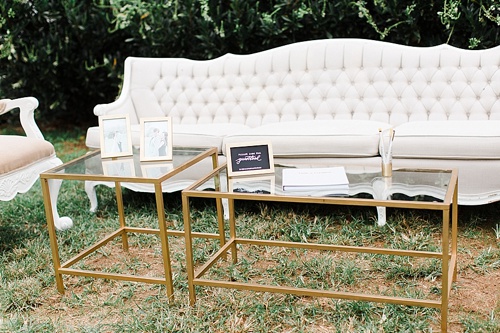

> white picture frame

[
  {"left": 225, "top": 141, "right": 275, "bottom": 178},
  {"left": 140, "top": 117, "right": 173, "bottom": 161},
  {"left": 99, "top": 114, "right": 133, "bottom": 158}
]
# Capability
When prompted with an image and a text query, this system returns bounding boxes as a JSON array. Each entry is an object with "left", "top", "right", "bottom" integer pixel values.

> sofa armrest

[
  {"left": 1, "top": 97, "right": 44, "bottom": 140},
  {"left": 93, "top": 96, "right": 138, "bottom": 122},
  {"left": 93, "top": 56, "right": 139, "bottom": 122}
]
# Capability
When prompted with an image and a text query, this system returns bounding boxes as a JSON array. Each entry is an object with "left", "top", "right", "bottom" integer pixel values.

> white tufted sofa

[{"left": 85, "top": 38, "right": 500, "bottom": 205}]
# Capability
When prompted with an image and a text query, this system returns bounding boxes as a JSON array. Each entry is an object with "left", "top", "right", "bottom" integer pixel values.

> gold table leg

[
  {"left": 183, "top": 194, "right": 197, "bottom": 306},
  {"left": 41, "top": 177, "right": 65, "bottom": 294}
]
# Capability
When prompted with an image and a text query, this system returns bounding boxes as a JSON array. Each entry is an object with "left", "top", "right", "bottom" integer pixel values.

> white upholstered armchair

[{"left": 0, "top": 97, "right": 72, "bottom": 230}]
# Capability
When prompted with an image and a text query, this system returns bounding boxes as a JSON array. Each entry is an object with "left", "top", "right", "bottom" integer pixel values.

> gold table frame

[
  {"left": 41, "top": 147, "right": 223, "bottom": 300},
  {"left": 182, "top": 164, "right": 458, "bottom": 332}
]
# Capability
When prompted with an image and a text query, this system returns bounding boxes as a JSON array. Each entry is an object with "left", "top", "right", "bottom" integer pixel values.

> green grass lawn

[{"left": 1, "top": 129, "right": 499, "bottom": 332}]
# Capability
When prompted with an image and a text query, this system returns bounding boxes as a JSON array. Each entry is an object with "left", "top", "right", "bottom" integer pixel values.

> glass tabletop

[
  {"left": 43, "top": 147, "right": 214, "bottom": 181},
  {"left": 189, "top": 163, "right": 457, "bottom": 204}
]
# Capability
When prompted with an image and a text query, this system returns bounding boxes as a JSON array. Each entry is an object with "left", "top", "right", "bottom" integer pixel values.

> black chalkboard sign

[{"left": 226, "top": 141, "right": 275, "bottom": 177}]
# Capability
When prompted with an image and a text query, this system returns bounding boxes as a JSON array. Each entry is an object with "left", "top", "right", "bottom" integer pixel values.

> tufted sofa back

[{"left": 98, "top": 39, "right": 500, "bottom": 127}]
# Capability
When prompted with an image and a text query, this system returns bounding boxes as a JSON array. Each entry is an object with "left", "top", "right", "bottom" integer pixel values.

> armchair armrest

[{"left": 1, "top": 97, "right": 44, "bottom": 139}]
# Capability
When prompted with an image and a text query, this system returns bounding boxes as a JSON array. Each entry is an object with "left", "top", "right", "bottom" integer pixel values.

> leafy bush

[
  {"left": 0, "top": 0, "right": 123, "bottom": 127},
  {"left": 1, "top": 0, "right": 500, "bottom": 127}
]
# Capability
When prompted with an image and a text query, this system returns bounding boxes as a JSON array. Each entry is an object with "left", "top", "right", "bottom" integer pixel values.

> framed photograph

[
  {"left": 99, "top": 114, "right": 133, "bottom": 158},
  {"left": 228, "top": 175, "right": 275, "bottom": 194},
  {"left": 102, "top": 158, "right": 136, "bottom": 177},
  {"left": 225, "top": 141, "right": 275, "bottom": 177},
  {"left": 140, "top": 117, "right": 173, "bottom": 161},
  {"left": 140, "top": 162, "right": 174, "bottom": 178}
]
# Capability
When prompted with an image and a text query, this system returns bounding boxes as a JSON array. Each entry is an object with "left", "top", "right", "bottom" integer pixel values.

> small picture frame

[
  {"left": 102, "top": 158, "right": 136, "bottom": 177},
  {"left": 99, "top": 114, "right": 133, "bottom": 158},
  {"left": 225, "top": 141, "right": 275, "bottom": 177},
  {"left": 140, "top": 117, "right": 173, "bottom": 161}
]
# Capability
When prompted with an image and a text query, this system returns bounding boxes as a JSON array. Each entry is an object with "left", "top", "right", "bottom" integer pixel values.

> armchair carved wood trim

[{"left": 0, "top": 97, "right": 72, "bottom": 230}]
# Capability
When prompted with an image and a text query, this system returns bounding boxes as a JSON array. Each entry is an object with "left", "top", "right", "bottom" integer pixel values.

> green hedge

[{"left": 1, "top": 0, "right": 500, "bottom": 127}]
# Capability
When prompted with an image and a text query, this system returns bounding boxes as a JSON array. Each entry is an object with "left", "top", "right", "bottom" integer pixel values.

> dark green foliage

[
  {"left": 0, "top": 1, "right": 123, "bottom": 127},
  {"left": 1, "top": 0, "right": 500, "bottom": 127}
]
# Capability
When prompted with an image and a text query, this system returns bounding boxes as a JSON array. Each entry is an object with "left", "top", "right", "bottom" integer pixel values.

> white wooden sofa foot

[
  {"left": 48, "top": 178, "right": 73, "bottom": 231},
  {"left": 372, "top": 177, "right": 391, "bottom": 227},
  {"left": 376, "top": 206, "right": 387, "bottom": 227},
  {"left": 85, "top": 180, "right": 101, "bottom": 213},
  {"left": 222, "top": 198, "right": 229, "bottom": 220}
]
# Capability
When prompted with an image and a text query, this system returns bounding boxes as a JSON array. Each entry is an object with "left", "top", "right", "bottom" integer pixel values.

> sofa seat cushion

[
  {"left": 173, "top": 123, "right": 250, "bottom": 153},
  {"left": 86, "top": 123, "right": 250, "bottom": 152},
  {"left": 0, "top": 135, "right": 56, "bottom": 174},
  {"left": 393, "top": 121, "right": 500, "bottom": 159},
  {"left": 223, "top": 120, "right": 392, "bottom": 157}
]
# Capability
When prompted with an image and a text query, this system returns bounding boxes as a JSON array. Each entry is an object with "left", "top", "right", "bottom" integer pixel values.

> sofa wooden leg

[
  {"left": 48, "top": 178, "right": 73, "bottom": 230},
  {"left": 222, "top": 198, "right": 229, "bottom": 220},
  {"left": 84, "top": 181, "right": 99, "bottom": 213},
  {"left": 376, "top": 206, "right": 386, "bottom": 226}
]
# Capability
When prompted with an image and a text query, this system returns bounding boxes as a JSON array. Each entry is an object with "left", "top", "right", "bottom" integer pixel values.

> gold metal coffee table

[
  {"left": 41, "top": 147, "right": 223, "bottom": 299},
  {"left": 182, "top": 164, "right": 458, "bottom": 332}
]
